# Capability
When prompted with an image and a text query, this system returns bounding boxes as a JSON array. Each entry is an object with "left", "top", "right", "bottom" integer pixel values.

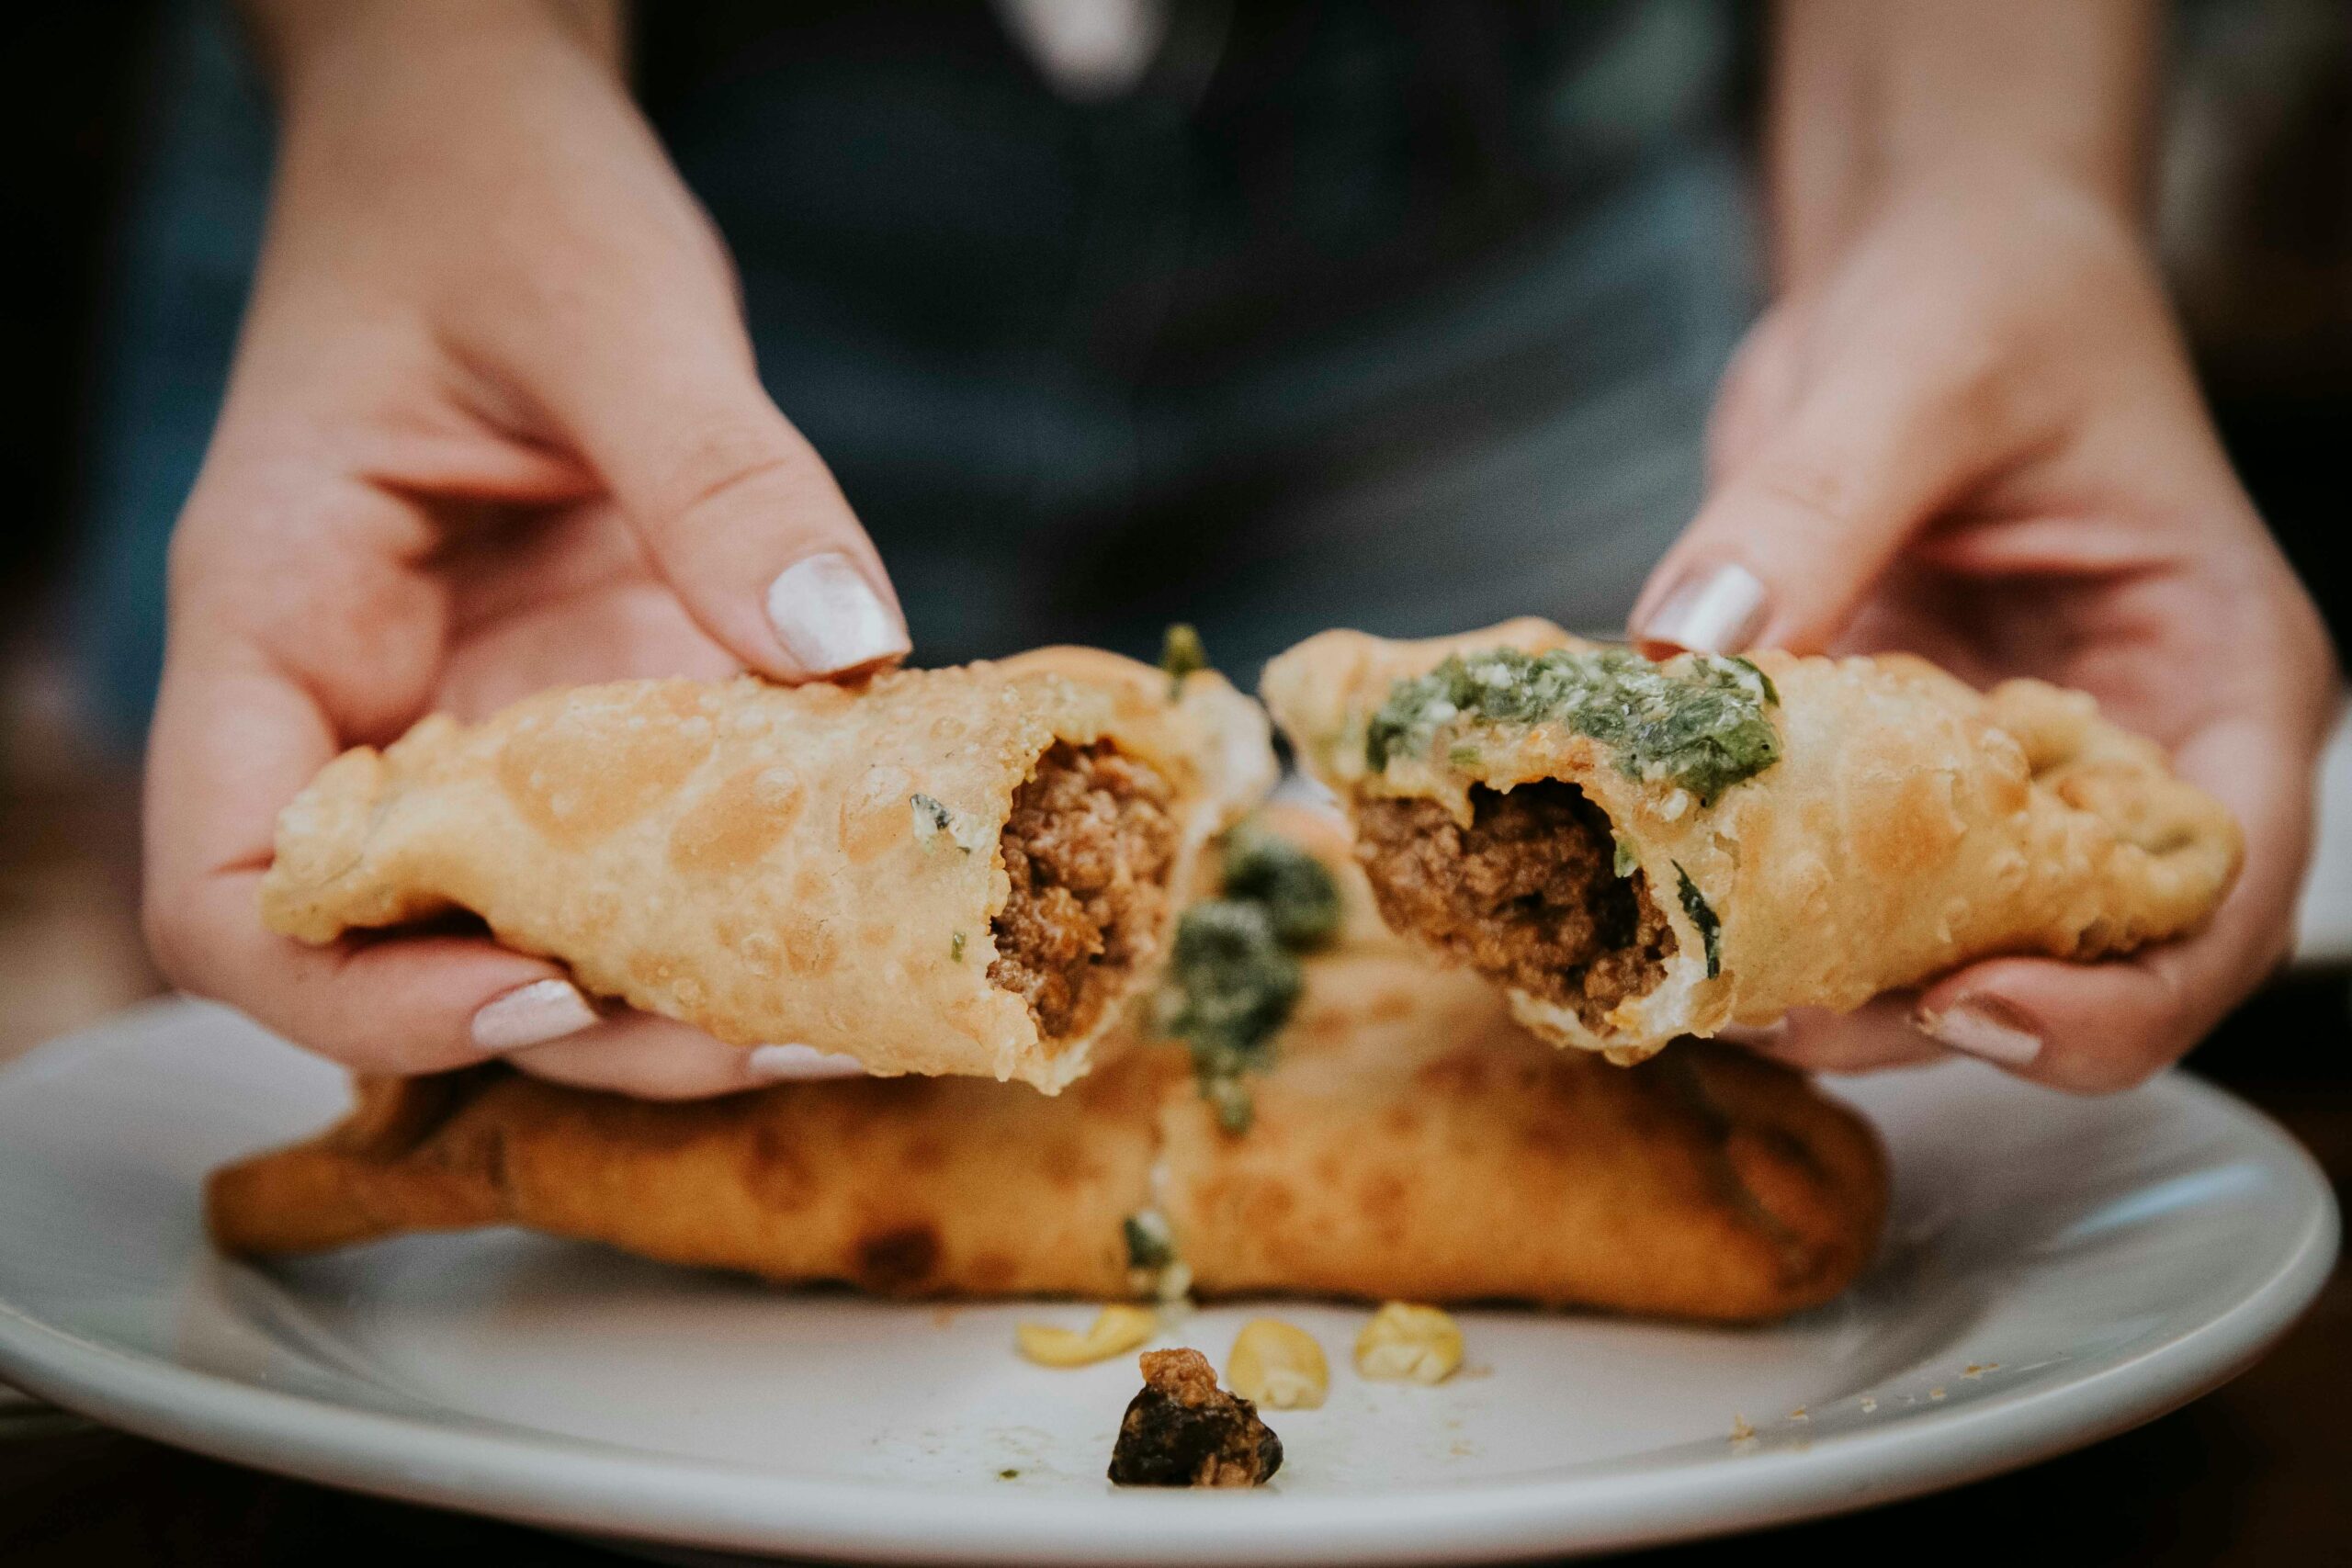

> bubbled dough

[
  {"left": 1262, "top": 619, "right": 2242, "bottom": 1057},
  {"left": 258, "top": 650, "right": 1274, "bottom": 1090}
]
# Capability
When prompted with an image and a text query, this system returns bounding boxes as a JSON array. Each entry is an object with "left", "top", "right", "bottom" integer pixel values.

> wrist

[
  {"left": 1769, "top": 0, "right": 2155, "bottom": 294},
  {"left": 252, "top": 0, "right": 620, "bottom": 119}
]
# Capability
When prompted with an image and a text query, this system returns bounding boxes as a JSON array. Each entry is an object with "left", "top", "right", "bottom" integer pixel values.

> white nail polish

[
  {"left": 747, "top": 1042, "right": 870, "bottom": 1081},
  {"left": 470, "top": 978, "right": 599, "bottom": 1051},
  {"left": 1639, "top": 562, "right": 1769, "bottom": 653},
  {"left": 763, "top": 553, "right": 910, "bottom": 675},
  {"left": 1917, "top": 1000, "right": 2043, "bottom": 1066}
]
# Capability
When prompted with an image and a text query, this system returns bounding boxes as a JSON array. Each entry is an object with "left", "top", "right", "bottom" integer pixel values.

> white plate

[
  {"left": 0, "top": 1001, "right": 2334, "bottom": 1564},
  {"left": 2292, "top": 703, "right": 2352, "bottom": 968}
]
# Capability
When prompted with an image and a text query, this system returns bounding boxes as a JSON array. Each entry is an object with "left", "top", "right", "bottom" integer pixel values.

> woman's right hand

[{"left": 144, "top": 0, "right": 906, "bottom": 1097}]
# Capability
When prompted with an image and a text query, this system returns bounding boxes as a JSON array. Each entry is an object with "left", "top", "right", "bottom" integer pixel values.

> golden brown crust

[
  {"left": 256, "top": 651, "right": 1274, "bottom": 1090},
  {"left": 1261, "top": 620, "right": 2242, "bottom": 1056},
  {"left": 214, "top": 810, "right": 1886, "bottom": 1322}
]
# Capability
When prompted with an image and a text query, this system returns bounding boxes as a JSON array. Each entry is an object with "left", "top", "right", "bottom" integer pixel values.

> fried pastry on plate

[{"left": 213, "top": 809, "right": 1886, "bottom": 1323}]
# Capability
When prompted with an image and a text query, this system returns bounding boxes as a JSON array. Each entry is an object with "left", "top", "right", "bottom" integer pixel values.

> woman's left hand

[{"left": 1632, "top": 168, "right": 2338, "bottom": 1091}]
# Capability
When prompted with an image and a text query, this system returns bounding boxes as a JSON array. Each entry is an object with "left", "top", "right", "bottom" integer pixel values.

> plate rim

[{"left": 0, "top": 1007, "right": 2338, "bottom": 1564}]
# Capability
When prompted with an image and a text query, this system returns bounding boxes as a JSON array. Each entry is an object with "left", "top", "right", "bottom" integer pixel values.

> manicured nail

[
  {"left": 1636, "top": 562, "right": 1769, "bottom": 654},
  {"left": 471, "top": 978, "right": 599, "bottom": 1051},
  {"left": 764, "top": 553, "right": 910, "bottom": 676},
  {"left": 1916, "top": 997, "right": 2043, "bottom": 1066},
  {"left": 747, "top": 1042, "right": 869, "bottom": 1081}
]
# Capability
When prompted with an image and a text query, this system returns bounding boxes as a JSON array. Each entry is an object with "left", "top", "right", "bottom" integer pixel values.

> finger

[
  {"left": 1723, "top": 997, "right": 1952, "bottom": 1075},
  {"left": 508, "top": 1014, "right": 867, "bottom": 1100},
  {"left": 142, "top": 601, "right": 571, "bottom": 1073},
  {"left": 154, "top": 869, "right": 579, "bottom": 1075},
  {"left": 1632, "top": 338, "right": 2028, "bottom": 655},
  {"left": 1912, "top": 708, "right": 2312, "bottom": 1091},
  {"left": 473, "top": 224, "right": 908, "bottom": 683}
]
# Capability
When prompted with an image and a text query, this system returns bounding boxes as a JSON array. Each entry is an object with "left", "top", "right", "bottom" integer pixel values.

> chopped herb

[
  {"left": 1206, "top": 1076, "right": 1256, "bottom": 1134},
  {"left": 1156, "top": 900, "right": 1302, "bottom": 1113},
  {"left": 1366, "top": 645, "right": 1782, "bottom": 806},
  {"left": 1673, "top": 863, "right": 1722, "bottom": 977},
  {"left": 1612, "top": 833, "right": 1639, "bottom": 879},
  {"left": 1157, "top": 821, "right": 1343, "bottom": 1133},
  {"left": 950, "top": 931, "right": 967, "bottom": 962},
  {"left": 998, "top": 1468, "right": 1021, "bottom": 1481},
  {"left": 1730, "top": 656, "right": 1780, "bottom": 706},
  {"left": 910, "top": 792, "right": 988, "bottom": 854},
  {"left": 1159, "top": 623, "right": 1209, "bottom": 699},
  {"left": 1217, "top": 819, "right": 1342, "bottom": 950},
  {"left": 1447, "top": 743, "right": 1483, "bottom": 767},
  {"left": 1123, "top": 1210, "right": 1177, "bottom": 1271}
]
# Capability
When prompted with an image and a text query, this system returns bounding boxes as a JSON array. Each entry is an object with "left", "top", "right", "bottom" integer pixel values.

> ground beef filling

[
  {"left": 989, "top": 740, "right": 1179, "bottom": 1043},
  {"left": 1356, "top": 782, "right": 1676, "bottom": 1028}
]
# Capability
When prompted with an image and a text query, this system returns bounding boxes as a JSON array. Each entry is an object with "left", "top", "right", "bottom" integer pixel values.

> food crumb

[
  {"left": 1963, "top": 1362, "right": 1999, "bottom": 1378},
  {"left": 1108, "top": 1348, "right": 1283, "bottom": 1488},
  {"left": 1728, "top": 1416, "right": 1756, "bottom": 1443},
  {"left": 997, "top": 1468, "right": 1020, "bottom": 1480},
  {"left": 1860, "top": 1396, "right": 1878, "bottom": 1413},
  {"left": 1787, "top": 1406, "right": 1808, "bottom": 1422},
  {"left": 1929, "top": 1387, "right": 1947, "bottom": 1401}
]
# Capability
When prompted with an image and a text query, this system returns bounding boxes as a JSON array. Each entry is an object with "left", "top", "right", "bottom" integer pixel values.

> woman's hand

[
  {"left": 144, "top": 1, "right": 905, "bottom": 1097},
  {"left": 1632, "top": 168, "right": 2337, "bottom": 1090}
]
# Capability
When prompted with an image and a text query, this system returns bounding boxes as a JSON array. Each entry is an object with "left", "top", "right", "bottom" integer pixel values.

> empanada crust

[
  {"left": 258, "top": 650, "right": 1273, "bottom": 1089},
  {"left": 1261, "top": 620, "right": 2241, "bottom": 1055},
  {"left": 213, "top": 809, "right": 1887, "bottom": 1323}
]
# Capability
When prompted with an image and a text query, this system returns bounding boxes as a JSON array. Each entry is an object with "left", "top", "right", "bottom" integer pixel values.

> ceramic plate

[{"left": 0, "top": 1001, "right": 2334, "bottom": 1564}]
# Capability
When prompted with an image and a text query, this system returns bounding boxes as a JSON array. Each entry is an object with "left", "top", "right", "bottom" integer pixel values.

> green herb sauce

[
  {"left": 1217, "top": 819, "right": 1344, "bottom": 949},
  {"left": 1123, "top": 1211, "right": 1177, "bottom": 1271},
  {"left": 1156, "top": 819, "right": 1343, "bottom": 1134},
  {"left": 1365, "top": 645, "right": 1781, "bottom": 806},
  {"left": 1673, "top": 863, "right": 1722, "bottom": 978},
  {"left": 1156, "top": 900, "right": 1300, "bottom": 1133}
]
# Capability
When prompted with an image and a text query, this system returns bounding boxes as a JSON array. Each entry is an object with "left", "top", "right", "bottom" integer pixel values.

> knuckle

[
  {"left": 647, "top": 419, "right": 814, "bottom": 538},
  {"left": 1744, "top": 459, "right": 1861, "bottom": 540}
]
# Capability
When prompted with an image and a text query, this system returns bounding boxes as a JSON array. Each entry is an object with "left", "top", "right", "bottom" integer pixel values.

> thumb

[
  {"left": 1631, "top": 351, "right": 2018, "bottom": 655},
  {"left": 503, "top": 281, "right": 908, "bottom": 682}
]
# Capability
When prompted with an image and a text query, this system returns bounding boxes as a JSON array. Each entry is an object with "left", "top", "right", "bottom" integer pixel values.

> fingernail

[
  {"left": 1636, "top": 562, "right": 1769, "bottom": 654},
  {"left": 1916, "top": 996, "right": 2043, "bottom": 1066},
  {"left": 1715, "top": 1019, "right": 1788, "bottom": 1048},
  {"left": 471, "top": 978, "right": 600, "bottom": 1051},
  {"left": 747, "top": 1042, "right": 869, "bottom": 1081},
  {"left": 764, "top": 552, "right": 910, "bottom": 675}
]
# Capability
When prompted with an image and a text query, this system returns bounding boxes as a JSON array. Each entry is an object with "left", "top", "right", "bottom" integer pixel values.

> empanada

[
  {"left": 212, "top": 810, "right": 1887, "bottom": 1322},
  {"left": 259, "top": 649, "right": 1274, "bottom": 1089},
  {"left": 1262, "top": 620, "right": 2240, "bottom": 1060}
]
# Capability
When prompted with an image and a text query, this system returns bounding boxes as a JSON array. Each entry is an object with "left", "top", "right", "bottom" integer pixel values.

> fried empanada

[
  {"left": 213, "top": 811, "right": 1886, "bottom": 1322},
  {"left": 259, "top": 649, "right": 1273, "bottom": 1089},
  {"left": 1261, "top": 620, "right": 2240, "bottom": 1060}
]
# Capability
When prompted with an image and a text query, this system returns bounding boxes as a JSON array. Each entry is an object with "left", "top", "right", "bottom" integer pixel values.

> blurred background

[{"left": 0, "top": 2, "right": 2348, "bottom": 1558}]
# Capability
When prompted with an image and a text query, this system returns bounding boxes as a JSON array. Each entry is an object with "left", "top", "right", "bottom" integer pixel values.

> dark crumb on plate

[
  {"left": 998, "top": 1468, "right": 1020, "bottom": 1480},
  {"left": 1107, "top": 1348, "right": 1283, "bottom": 1488}
]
